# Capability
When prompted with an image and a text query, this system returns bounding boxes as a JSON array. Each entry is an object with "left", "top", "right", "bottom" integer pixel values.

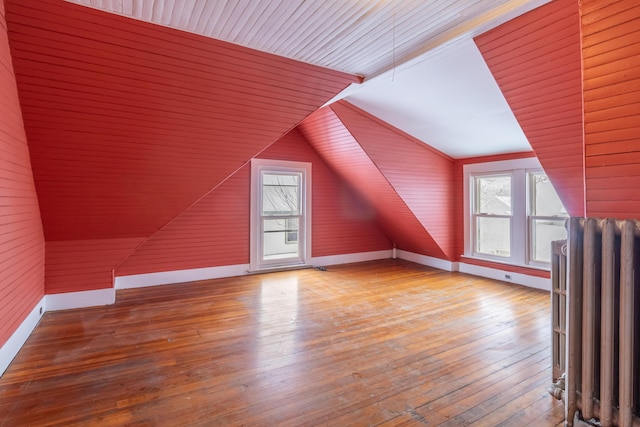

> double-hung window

[
  {"left": 473, "top": 174, "right": 512, "bottom": 259},
  {"left": 464, "top": 158, "right": 567, "bottom": 269},
  {"left": 250, "top": 159, "right": 312, "bottom": 271}
]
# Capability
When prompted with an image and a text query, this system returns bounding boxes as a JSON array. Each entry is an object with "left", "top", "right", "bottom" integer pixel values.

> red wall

[
  {"left": 582, "top": 0, "right": 640, "bottom": 219},
  {"left": 299, "top": 102, "right": 454, "bottom": 260},
  {"left": 117, "top": 129, "right": 390, "bottom": 276},
  {"left": 0, "top": 0, "right": 45, "bottom": 346},
  {"left": 475, "top": 0, "right": 585, "bottom": 217},
  {"left": 5, "top": 0, "right": 357, "bottom": 292}
]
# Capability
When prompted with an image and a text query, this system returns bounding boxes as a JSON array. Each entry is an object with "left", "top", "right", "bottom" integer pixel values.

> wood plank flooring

[{"left": 0, "top": 260, "right": 565, "bottom": 426}]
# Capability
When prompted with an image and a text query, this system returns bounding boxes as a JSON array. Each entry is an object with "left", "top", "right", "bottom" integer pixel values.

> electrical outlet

[
  {"left": 504, "top": 274, "right": 512, "bottom": 280},
  {"left": 39, "top": 306, "right": 43, "bottom": 315}
]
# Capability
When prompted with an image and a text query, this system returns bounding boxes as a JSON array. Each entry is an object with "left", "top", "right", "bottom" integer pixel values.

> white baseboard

[
  {"left": 115, "top": 250, "right": 394, "bottom": 289},
  {"left": 458, "top": 262, "right": 551, "bottom": 291},
  {"left": 396, "top": 250, "right": 457, "bottom": 272},
  {"left": 45, "top": 288, "right": 116, "bottom": 311},
  {"left": 115, "top": 263, "right": 251, "bottom": 289},
  {"left": 0, "top": 297, "right": 45, "bottom": 377},
  {"left": 311, "top": 250, "right": 392, "bottom": 267}
]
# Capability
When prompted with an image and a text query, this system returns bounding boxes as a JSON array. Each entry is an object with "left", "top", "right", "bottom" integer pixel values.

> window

[
  {"left": 464, "top": 158, "right": 567, "bottom": 268},
  {"left": 528, "top": 172, "right": 568, "bottom": 265},
  {"left": 250, "top": 159, "right": 311, "bottom": 271},
  {"left": 473, "top": 174, "right": 512, "bottom": 258}
]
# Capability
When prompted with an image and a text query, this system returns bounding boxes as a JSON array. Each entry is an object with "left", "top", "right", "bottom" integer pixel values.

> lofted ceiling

[{"left": 66, "top": 0, "right": 552, "bottom": 158}]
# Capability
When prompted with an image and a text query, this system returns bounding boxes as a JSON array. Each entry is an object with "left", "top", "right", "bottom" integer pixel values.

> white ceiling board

[
  {"left": 345, "top": 39, "right": 532, "bottom": 159},
  {"left": 66, "top": 0, "right": 549, "bottom": 77}
]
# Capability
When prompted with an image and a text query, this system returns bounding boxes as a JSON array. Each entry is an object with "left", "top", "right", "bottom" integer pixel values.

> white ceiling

[
  {"left": 344, "top": 38, "right": 532, "bottom": 158},
  {"left": 66, "top": 0, "right": 551, "bottom": 159}
]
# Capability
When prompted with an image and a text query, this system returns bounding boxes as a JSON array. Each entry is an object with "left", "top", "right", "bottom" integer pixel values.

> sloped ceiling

[
  {"left": 299, "top": 101, "right": 455, "bottom": 260},
  {"left": 5, "top": 0, "right": 357, "bottom": 241},
  {"left": 66, "top": 0, "right": 549, "bottom": 77},
  {"left": 67, "top": 0, "right": 551, "bottom": 159},
  {"left": 475, "top": 0, "right": 584, "bottom": 216},
  {"left": 345, "top": 38, "right": 531, "bottom": 158}
]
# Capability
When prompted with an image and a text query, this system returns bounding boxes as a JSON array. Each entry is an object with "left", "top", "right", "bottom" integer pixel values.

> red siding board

[
  {"left": 0, "top": 0, "right": 45, "bottom": 348},
  {"left": 581, "top": 0, "right": 640, "bottom": 219},
  {"left": 299, "top": 102, "right": 454, "bottom": 260},
  {"left": 4, "top": 0, "right": 358, "bottom": 293},
  {"left": 5, "top": 0, "right": 357, "bottom": 243},
  {"left": 475, "top": 0, "right": 585, "bottom": 217},
  {"left": 117, "top": 130, "right": 390, "bottom": 276},
  {"left": 45, "top": 238, "right": 143, "bottom": 294}
]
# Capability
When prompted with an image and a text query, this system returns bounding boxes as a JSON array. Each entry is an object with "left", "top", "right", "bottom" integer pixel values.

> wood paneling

[
  {"left": 0, "top": 1, "right": 45, "bottom": 347},
  {"left": 299, "top": 103, "right": 451, "bottom": 259},
  {"left": 332, "top": 101, "right": 455, "bottom": 260},
  {"left": 0, "top": 260, "right": 564, "bottom": 426},
  {"left": 4, "top": 0, "right": 358, "bottom": 242},
  {"left": 582, "top": 0, "right": 640, "bottom": 219},
  {"left": 475, "top": 0, "right": 585, "bottom": 217},
  {"left": 260, "top": 129, "right": 392, "bottom": 258},
  {"left": 117, "top": 129, "right": 390, "bottom": 276},
  {"left": 46, "top": 239, "right": 143, "bottom": 294}
]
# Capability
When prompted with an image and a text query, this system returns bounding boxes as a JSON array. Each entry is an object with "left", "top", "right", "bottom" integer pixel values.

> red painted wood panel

[
  {"left": 260, "top": 129, "right": 391, "bottom": 258},
  {"left": 582, "top": 0, "right": 640, "bottom": 219},
  {"left": 299, "top": 103, "right": 451, "bottom": 260},
  {"left": 475, "top": 0, "right": 585, "bottom": 217},
  {"left": 0, "top": 2, "right": 45, "bottom": 347},
  {"left": 117, "top": 129, "right": 390, "bottom": 276},
  {"left": 330, "top": 101, "right": 455, "bottom": 260},
  {"left": 4, "top": 0, "right": 358, "bottom": 243},
  {"left": 45, "top": 238, "right": 143, "bottom": 294}
]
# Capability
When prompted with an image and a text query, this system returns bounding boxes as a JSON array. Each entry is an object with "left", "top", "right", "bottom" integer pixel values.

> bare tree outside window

[{"left": 262, "top": 173, "right": 301, "bottom": 259}]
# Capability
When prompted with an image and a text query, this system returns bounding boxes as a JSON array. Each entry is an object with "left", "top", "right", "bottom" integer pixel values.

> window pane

[
  {"left": 531, "top": 218, "right": 567, "bottom": 263},
  {"left": 476, "top": 217, "right": 510, "bottom": 257},
  {"left": 285, "top": 218, "right": 298, "bottom": 244},
  {"left": 476, "top": 176, "right": 511, "bottom": 215},
  {"left": 263, "top": 218, "right": 299, "bottom": 260},
  {"left": 262, "top": 173, "right": 300, "bottom": 216},
  {"left": 530, "top": 173, "right": 567, "bottom": 216}
]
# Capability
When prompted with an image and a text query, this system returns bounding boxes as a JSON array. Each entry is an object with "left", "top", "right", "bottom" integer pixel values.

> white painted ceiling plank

[
  {"left": 185, "top": 1, "right": 206, "bottom": 32},
  {"left": 193, "top": 1, "right": 217, "bottom": 35}
]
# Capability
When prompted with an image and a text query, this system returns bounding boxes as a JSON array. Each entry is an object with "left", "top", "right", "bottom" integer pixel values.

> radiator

[
  {"left": 551, "top": 239, "right": 567, "bottom": 386},
  {"left": 560, "top": 217, "right": 640, "bottom": 427}
]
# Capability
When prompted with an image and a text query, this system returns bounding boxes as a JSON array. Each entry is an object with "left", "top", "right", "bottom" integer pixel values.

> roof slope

[
  {"left": 5, "top": 0, "right": 358, "bottom": 241},
  {"left": 299, "top": 101, "right": 455, "bottom": 260}
]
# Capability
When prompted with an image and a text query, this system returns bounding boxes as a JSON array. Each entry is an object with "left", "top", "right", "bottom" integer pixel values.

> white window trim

[
  {"left": 463, "top": 157, "right": 550, "bottom": 270},
  {"left": 250, "top": 159, "right": 312, "bottom": 272}
]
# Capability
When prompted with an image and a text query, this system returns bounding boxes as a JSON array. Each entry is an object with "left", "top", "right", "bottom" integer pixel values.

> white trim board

[
  {"left": 394, "top": 250, "right": 549, "bottom": 291},
  {"left": 115, "top": 250, "right": 393, "bottom": 289},
  {"left": 115, "top": 263, "right": 251, "bottom": 289},
  {"left": 458, "top": 262, "right": 551, "bottom": 291},
  {"left": 396, "top": 250, "right": 457, "bottom": 271},
  {"left": 1, "top": 288, "right": 116, "bottom": 377},
  {"left": 45, "top": 288, "right": 115, "bottom": 311},
  {"left": 0, "top": 297, "right": 45, "bottom": 377},
  {"left": 311, "top": 250, "right": 391, "bottom": 267}
]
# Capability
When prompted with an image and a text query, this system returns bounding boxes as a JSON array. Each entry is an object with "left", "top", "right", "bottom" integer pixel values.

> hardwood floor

[{"left": 0, "top": 260, "right": 565, "bottom": 426}]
